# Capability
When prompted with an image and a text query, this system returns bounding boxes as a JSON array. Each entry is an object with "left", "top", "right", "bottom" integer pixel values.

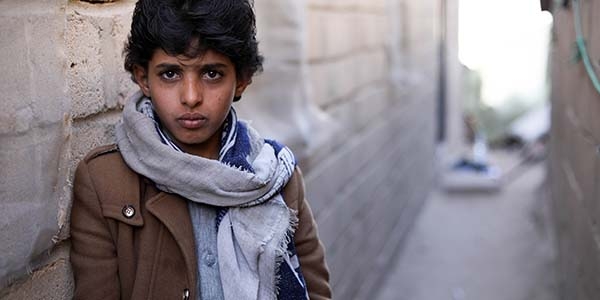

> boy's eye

[
  {"left": 204, "top": 70, "right": 222, "bottom": 80},
  {"left": 161, "top": 70, "right": 180, "bottom": 80}
]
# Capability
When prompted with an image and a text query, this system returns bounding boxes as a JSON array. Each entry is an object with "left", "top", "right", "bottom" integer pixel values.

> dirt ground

[{"left": 375, "top": 150, "right": 558, "bottom": 300}]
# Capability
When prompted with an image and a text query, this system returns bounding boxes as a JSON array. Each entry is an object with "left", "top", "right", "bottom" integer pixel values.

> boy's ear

[
  {"left": 133, "top": 65, "right": 151, "bottom": 97},
  {"left": 235, "top": 78, "right": 251, "bottom": 98}
]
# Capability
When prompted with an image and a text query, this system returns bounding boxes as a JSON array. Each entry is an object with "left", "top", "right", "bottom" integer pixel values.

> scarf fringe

[{"left": 273, "top": 207, "right": 300, "bottom": 298}]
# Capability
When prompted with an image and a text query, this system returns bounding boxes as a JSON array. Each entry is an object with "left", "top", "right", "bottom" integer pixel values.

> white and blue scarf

[{"left": 115, "top": 91, "right": 307, "bottom": 299}]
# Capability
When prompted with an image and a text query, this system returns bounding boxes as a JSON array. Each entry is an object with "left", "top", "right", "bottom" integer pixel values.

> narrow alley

[{"left": 376, "top": 150, "right": 558, "bottom": 300}]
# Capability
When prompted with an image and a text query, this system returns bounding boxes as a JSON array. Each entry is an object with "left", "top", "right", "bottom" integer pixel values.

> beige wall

[
  {"left": 549, "top": 3, "right": 600, "bottom": 299},
  {"left": 0, "top": 0, "right": 450, "bottom": 298}
]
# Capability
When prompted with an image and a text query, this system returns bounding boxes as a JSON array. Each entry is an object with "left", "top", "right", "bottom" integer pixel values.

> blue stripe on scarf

[
  {"left": 277, "top": 238, "right": 308, "bottom": 300},
  {"left": 264, "top": 139, "right": 283, "bottom": 154},
  {"left": 265, "top": 139, "right": 297, "bottom": 166},
  {"left": 221, "top": 122, "right": 254, "bottom": 173}
]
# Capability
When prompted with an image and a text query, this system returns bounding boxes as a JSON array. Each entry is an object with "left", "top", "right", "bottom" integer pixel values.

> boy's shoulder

[
  {"left": 282, "top": 167, "right": 306, "bottom": 210},
  {"left": 82, "top": 144, "right": 120, "bottom": 162},
  {"left": 75, "top": 143, "right": 144, "bottom": 226},
  {"left": 80, "top": 144, "right": 136, "bottom": 180}
]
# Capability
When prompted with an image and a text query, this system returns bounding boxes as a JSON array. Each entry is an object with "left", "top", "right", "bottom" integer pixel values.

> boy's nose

[{"left": 181, "top": 77, "right": 202, "bottom": 107}]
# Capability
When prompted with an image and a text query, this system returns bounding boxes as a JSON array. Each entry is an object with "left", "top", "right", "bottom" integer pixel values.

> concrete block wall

[
  {"left": 549, "top": 3, "right": 600, "bottom": 299},
  {"left": 1, "top": 0, "right": 69, "bottom": 293},
  {"left": 0, "top": 0, "right": 137, "bottom": 297},
  {"left": 0, "top": 0, "right": 443, "bottom": 298},
  {"left": 302, "top": 0, "right": 440, "bottom": 298}
]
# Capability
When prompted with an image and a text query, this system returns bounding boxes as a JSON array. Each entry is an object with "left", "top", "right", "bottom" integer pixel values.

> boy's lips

[{"left": 177, "top": 113, "right": 207, "bottom": 129}]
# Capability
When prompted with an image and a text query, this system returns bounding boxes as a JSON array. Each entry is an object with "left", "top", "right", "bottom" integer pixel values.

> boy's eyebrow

[
  {"left": 199, "top": 63, "right": 228, "bottom": 70},
  {"left": 154, "top": 62, "right": 229, "bottom": 70},
  {"left": 155, "top": 63, "right": 182, "bottom": 70}
]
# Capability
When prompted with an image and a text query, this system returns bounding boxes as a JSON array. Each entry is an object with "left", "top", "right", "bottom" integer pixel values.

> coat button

[
  {"left": 122, "top": 205, "right": 135, "bottom": 218},
  {"left": 203, "top": 251, "right": 216, "bottom": 267},
  {"left": 182, "top": 288, "right": 190, "bottom": 300}
]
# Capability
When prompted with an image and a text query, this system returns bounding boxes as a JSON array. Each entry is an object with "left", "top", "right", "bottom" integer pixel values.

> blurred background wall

[
  {"left": 0, "top": 0, "right": 459, "bottom": 298},
  {"left": 548, "top": 1, "right": 600, "bottom": 299}
]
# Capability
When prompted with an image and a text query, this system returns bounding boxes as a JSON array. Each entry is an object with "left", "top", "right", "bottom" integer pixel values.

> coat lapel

[{"left": 145, "top": 192, "right": 197, "bottom": 288}]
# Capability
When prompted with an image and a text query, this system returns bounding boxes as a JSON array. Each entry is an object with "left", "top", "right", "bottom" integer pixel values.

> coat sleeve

[
  {"left": 70, "top": 160, "right": 120, "bottom": 300},
  {"left": 291, "top": 169, "right": 332, "bottom": 300}
]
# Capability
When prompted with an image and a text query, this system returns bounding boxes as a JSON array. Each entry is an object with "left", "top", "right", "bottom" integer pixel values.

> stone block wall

[
  {"left": 0, "top": 0, "right": 445, "bottom": 298},
  {"left": 0, "top": 1, "right": 137, "bottom": 298},
  {"left": 301, "top": 1, "right": 440, "bottom": 298},
  {"left": 549, "top": 3, "right": 600, "bottom": 299}
]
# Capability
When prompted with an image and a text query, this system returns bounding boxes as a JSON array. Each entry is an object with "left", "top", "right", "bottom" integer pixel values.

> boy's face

[{"left": 134, "top": 48, "right": 249, "bottom": 159}]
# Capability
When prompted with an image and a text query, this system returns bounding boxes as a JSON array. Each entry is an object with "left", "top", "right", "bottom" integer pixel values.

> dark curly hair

[{"left": 124, "top": 0, "right": 263, "bottom": 83}]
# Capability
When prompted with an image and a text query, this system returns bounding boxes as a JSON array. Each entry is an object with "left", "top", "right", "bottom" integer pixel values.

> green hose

[{"left": 572, "top": 0, "right": 600, "bottom": 95}]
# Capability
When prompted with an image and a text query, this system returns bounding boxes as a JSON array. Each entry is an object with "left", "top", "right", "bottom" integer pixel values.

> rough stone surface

[
  {"left": 66, "top": 1, "right": 137, "bottom": 119},
  {"left": 0, "top": 243, "right": 73, "bottom": 300},
  {"left": 0, "top": 124, "right": 65, "bottom": 283},
  {"left": 0, "top": 1, "right": 69, "bottom": 288}
]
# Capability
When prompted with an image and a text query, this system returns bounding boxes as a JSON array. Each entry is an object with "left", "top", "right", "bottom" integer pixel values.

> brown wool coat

[{"left": 70, "top": 145, "right": 331, "bottom": 300}]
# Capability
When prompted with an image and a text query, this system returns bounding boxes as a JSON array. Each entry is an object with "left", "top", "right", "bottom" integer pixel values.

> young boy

[{"left": 69, "top": 0, "right": 331, "bottom": 299}]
